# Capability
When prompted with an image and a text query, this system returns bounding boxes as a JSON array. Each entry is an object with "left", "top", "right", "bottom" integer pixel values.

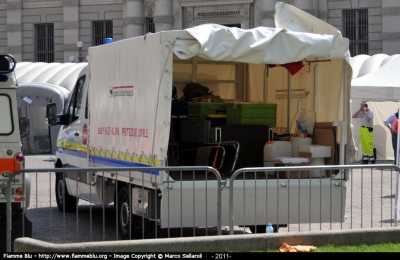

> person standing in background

[
  {"left": 383, "top": 110, "right": 399, "bottom": 163},
  {"left": 394, "top": 119, "right": 400, "bottom": 167},
  {"left": 352, "top": 102, "right": 375, "bottom": 164}
]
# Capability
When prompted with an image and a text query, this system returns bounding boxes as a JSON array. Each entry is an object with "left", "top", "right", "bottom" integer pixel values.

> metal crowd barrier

[
  {"left": 6, "top": 164, "right": 399, "bottom": 252},
  {"left": 6, "top": 166, "right": 221, "bottom": 252},
  {"left": 229, "top": 164, "right": 399, "bottom": 233}
]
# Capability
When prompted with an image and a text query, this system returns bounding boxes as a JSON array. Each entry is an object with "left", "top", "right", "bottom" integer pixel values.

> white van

[{"left": 0, "top": 54, "right": 31, "bottom": 251}]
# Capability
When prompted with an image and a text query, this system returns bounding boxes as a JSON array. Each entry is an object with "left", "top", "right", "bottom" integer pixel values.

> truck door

[{"left": 61, "top": 75, "right": 86, "bottom": 168}]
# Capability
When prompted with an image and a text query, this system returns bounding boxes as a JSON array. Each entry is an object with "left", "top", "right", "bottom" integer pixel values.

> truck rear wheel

[
  {"left": 55, "top": 173, "right": 78, "bottom": 212},
  {"left": 118, "top": 186, "right": 142, "bottom": 240}
]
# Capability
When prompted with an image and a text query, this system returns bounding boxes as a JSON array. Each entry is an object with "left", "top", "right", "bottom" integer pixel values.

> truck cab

[{"left": 0, "top": 54, "right": 32, "bottom": 251}]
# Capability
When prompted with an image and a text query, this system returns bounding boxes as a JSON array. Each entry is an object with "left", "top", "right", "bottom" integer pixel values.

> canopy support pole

[
  {"left": 342, "top": 60, "right": 349, "bottom": 166},
  {"left": 287, "top": 71, "right": 291, "bottom": 133}
]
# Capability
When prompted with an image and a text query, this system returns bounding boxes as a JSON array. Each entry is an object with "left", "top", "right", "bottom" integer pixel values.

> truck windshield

[{"left": 0, "top": 94, "right": 13, "bottom": 134}]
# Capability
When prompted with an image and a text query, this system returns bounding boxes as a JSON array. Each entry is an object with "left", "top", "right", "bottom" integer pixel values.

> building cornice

[
  {"left": 7, "top": 2, "right": 22, "bottom": 10},
  {"left": 21, "top": 1, "right": 61, "bottom": 9},
  {"left": 63, "top": 21, "right": 80, "bottom": 30},
  {"left": 124, "top": 17, "right": 145, "bottom": 25},
  {"left": 7, "top": 46, "right": 22, "bottom": 53},
  {"left": 7, "top": 24, "right": 22, "bottom": 32},
  {"left": 382, "top": 7, "right": 400, "bottom": 16},
  {"left": 178, "top": 0, "right": 253, "bottom": 8},
  {"left": 62, "top": 0, "right": 79, "bottom": 6},
  {"left": 382, "top": 32, "right": 400, "bottom": 41},
  {"left": 154, "top": 15, "right": 174, "bottom": 24},
  {"left": 80, "top": 0, "right": 123, "bottom": 5},
  {"left": 123, "top": 0, "right": 143, "bottom": 3},
  {"left": 260, "top": 11, "right": 274, "bottom": 19},
  {"left": 64, "top": 43, "right": 80, "bottom": 51}
]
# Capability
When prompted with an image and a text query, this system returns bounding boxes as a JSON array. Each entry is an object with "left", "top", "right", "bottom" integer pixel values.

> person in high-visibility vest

[{"left": 352, "top": 102, "right": 375, "bottom": 164}]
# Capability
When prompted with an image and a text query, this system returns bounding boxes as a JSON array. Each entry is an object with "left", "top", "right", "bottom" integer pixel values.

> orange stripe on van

[{"left": 0, "top": 158, "right": 21, "bottom": 173}]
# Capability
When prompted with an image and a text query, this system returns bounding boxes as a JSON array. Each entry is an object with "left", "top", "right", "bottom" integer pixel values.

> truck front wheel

[
  {"left": 118, "top": 186, "right": 142, "bottom": 240},
  {"left": 55, "top": 173, "right": 78, "bottom": 212}
]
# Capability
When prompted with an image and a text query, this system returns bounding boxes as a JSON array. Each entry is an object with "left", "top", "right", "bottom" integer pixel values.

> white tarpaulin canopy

[
  {"left": 350, "top": 55, "right": 400, "bottom": 161},
  {"left": 352, "top": 56, "right": 400, "bottom": 100},
  {"left": 88, "top": 2, "right": 353, "bottom": 164}
]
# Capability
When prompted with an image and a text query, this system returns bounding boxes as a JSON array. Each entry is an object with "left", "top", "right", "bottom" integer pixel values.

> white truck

[
  {"left": 0, "top": 54, "right": 31, "bottom": 251},
  {"left": 46, "top": 3, "right": 353, "bottom": 239}
]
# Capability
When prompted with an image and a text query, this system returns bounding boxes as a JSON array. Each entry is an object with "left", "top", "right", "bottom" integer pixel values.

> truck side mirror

[
  {"left": 19, "top": 117, "right": 30, "bottom": 137},
  {"left": 0, "top": 54, "right": 16, "bottom": 74},
  {"left": 46, "top": 103, "right": 58, "bottom": 126}
]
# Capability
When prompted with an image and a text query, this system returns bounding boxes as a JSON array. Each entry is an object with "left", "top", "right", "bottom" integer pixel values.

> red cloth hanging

[{"left": 268, "top": 61, "right": 305, "bottom": 76}]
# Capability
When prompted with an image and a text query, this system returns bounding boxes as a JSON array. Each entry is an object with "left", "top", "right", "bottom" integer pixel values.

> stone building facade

[{"left": 1, "top": 0, "right": 399, "bottom": 62}]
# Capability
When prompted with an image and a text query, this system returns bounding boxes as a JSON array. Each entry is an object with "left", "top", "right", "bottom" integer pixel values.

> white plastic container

[
  {"left": 290, "top": 137, "right": 312, "bottom": 157},
  {"left": 264, "top": 141, "right": 292, "bottom": 167}
]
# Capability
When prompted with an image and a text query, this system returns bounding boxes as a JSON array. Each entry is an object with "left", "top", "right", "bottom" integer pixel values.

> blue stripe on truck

[{"left": 58, "top": 147, "right": 159, "bottom": 176}]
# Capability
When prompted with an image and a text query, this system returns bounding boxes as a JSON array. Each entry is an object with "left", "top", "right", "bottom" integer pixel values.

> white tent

[
  {"left": 15, "top": 62, "right": 88, "bottom": 154},
  {"left": 88, "top": 2, "right": 354, "bottom": 168},
  {"left": 350, "top": 55, "right": 400, "bottom": 161}
]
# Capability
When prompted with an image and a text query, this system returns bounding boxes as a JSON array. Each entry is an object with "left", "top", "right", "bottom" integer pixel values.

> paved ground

[{"left": 22, "top": 154, "right": 399, "bottom": 244}]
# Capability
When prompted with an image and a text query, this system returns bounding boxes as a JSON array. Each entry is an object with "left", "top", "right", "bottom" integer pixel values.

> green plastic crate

[
  {"left": 188, "top": 102, "right": 232, "bottom": 120},
  {"left": 227, "top": 103, "right": 277, "bottom": 126}
]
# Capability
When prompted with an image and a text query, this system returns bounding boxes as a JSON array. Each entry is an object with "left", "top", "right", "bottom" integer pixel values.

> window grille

[
  {"left": 145, "top": 17, "right": 155, "bottom": 33},
  {"left": 343, "top": 9, "right": 369, "bottom": 55},
  {"left": 92, "top": 21, "right": 113, "bottom": 46},
  {"left": 34, "top": 24, "right": 54, "bottom": 62}
]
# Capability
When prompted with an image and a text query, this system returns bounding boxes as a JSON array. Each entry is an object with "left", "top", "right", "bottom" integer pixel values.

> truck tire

[
  {"left": 55, "top": 173, "right": 78, "bottom": 212},
  {"left": 118, "top": 186, "right": 142, "bottom": 240}
]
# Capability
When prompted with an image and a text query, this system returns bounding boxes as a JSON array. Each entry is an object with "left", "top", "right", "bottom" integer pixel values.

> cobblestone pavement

[{"left": 23, "top": 155, "right": 400, "bottom": 243}]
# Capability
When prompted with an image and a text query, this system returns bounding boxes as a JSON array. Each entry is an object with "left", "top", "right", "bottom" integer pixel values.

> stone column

[
  {"left": 260, "top": 0, "right": 277, "bottom": 27},
  {"left": 382, "top": 0, "right": 400, "bottom": 54},
  {"left": 62, "top": 0, "right": 80, "bottom": 63},
  {"left": 294, "top": 0, "right": 328, "bottom": 22},
  {"left": 292, "top": 0, "right": 314, "bottom": 16},
  {"left": 172, "top": 0, "right": 182, "bottom": 30},
  {"left": 154, "top": 0, "right": 174, "bottom": 32},
  {"left": 317, "top": 0, "right": 328, "bottom": 22},
  {"left": 7, "top": 0, "right": 22, "bottom": 62},
  {"left": 124, "top": 0, "right": 144, "bottom": 38}
]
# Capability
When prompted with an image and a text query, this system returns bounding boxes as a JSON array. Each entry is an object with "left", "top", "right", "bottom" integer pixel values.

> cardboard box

[
  {"left": 312, "top": 123, "right": 337, "bottom": 176},
  {"left": 272, "top": 152, "right": 312, "bottom": 179},
  {"left": 312, "top": 128, "right": 335, "bottom": 177},
  {"left": 312, "top": 128, "right": 335, "bottom": 163},
  {"left": 299, "top": 144, "right": 331, "bottom": 158}
]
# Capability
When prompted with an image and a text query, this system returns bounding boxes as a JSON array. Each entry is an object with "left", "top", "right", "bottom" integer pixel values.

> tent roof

[
  {"left": 167, "top": 2, "right": 349, "bottom": 64},
  {"left": 352, "top": 56, "right": 400, "bottom": 88},
  {"left": 15, "top": 62, "right": 88, "bottom": 92},
  {"left": 349, "top": 53, "right": 400, "bottom": 78}
]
